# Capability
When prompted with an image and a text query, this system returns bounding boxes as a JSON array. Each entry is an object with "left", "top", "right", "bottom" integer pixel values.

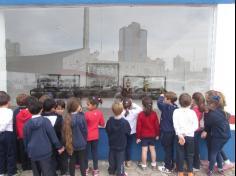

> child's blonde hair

[{"left": 112, "top": 101, "right": 124, "bottom": 116}]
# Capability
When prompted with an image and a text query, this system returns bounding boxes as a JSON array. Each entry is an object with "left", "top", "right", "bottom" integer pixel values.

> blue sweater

[
  {"left": 204, "top": 108, "right": 231, "bottom": 140},
  {"left": 106, "top": 117, "right": 131, "bottom": 151},
  {"left": 23, "top": 116, "right": 62, "bottom": 161},
  {"left": 71, "top": 112, "right": 88, "bottom": 151},
  {"left": 157, "top": 96, "right": 178, "bottom": 132}
]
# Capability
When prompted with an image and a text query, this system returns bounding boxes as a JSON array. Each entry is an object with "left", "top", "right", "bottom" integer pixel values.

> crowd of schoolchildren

[{"left": 0, "top": 89, "right": 233, "bottom": 176}]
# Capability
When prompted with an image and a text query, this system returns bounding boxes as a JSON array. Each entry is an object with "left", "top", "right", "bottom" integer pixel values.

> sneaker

[
  {"left": 218, "top": 169, "right": 225, "bottom": 175},
  {"left": 122, "top": 172, "right": 128, "bottom": 176},
  {"left": 138, "top": 164, "right": 147, "bottom": 171},
  {"left": 125, "top": 161, "right": 132, "bottom": 168},
  {"left": 93, "top": 169, "right": 99, "bottom": 176},
  {"left": 207, "top": 170, "right": 214, "bottom": 176},
  {"left": 223, "top": 163, "right": 235, "bottom": 170},
  {"left": 158, "top": 166, "right": 172, "bottom": 174},
  {"left": 193, "top": 168, "right": 200, "bottom": 172},
  {"left": 85, "top": 168, "right": 89, "bottom": 176}
]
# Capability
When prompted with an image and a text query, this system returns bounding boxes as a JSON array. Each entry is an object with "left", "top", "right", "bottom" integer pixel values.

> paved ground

[{"left": 19, "top": 161, "right": 235, "bottom": 176}]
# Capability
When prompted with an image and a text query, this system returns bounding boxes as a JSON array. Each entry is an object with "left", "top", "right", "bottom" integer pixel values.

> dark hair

[
  {"left": 122, "top": 97, "right": 132, "bottom": 110},
  {"left": 43, "top": 98, "right": 56, "bottom": 112},
  {"left": 142, "top": 96, "right": 153, "bottom": 116},
  {"left": 16, "top": 93, "right": 29, "bottom": 106},
  {"left": 179, "top": 93, "right": 192, "bottom": 108},
  {"left": 192, "top": 92, "right": 206, "bottom": 112},
  {"left": 165, "top": 91, "right": 177, "bottom": 103},
  {"left": 56, "top": 99, "right": 66, "bottom": 109},
  {"left": 63, "top": 97, "right": 81, "bottom": 155},
  {"left": 88, "top": 96, "right": 103, "bottom": 107},
  {"left": 207, "top": 91, "right": 221, "bottom": 110},
  {"left": 27, "top": 96, "right": 43, "bottom": 115},
  {"left": 0, "top": 91, "right": 10, "bottom": 106}
]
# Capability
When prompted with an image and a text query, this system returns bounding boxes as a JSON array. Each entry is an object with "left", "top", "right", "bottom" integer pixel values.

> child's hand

[
  {"left": 136, "top": 139, "right": 141, "bottom": 144},
  {"left": 58, "top": 146, "right": 65, "bottom": 154},
  {"left": 201, "top": 131, "right": 207, "bottom": 139},
  {"left": 178, "top": 135, "right": 185, "bottom": 146},
  {"left": 156, "top": 136, "right": 159, "bottom": 140}
]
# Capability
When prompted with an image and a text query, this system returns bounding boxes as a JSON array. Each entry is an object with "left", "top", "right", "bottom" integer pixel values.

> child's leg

[
  {"left": 193, "top": 132, "right": 200, "bottom": 169},
  {"left": 0, "top": 133, "right": 6, "bottom": 175},
  {"left": 39, "top": 157, "right": 57, "bottom": 176},
  {"left": 31, "top": 161, "right": 41, "bottom": 176},
  {"left": 6, "top": 132, "right": 17, "bottom": 175},
  {"left": 185, "top": 137, "right": 194, "bottom": 173},
  {"left": 115, "top": 150, "right": 125, "bottom": 176},
  {"left": 149, "top": 146, "right": 157, "bottom": 165},
  {"left": 91, "top": 140, "right": 99, "bottom": 170},
  {"left": 108, "top": 149, "right": 116, "bottom": 175},
  {"left": 141, "top": 147, "right": 148, "bottom": 167},
  {"left": 85, "top": 141, "right": 91, "bottom": 169},
  {"left": 125, "top": 134, "right": 133, "bottom": 162},
  {"left": 176, "top": 139, "right": 185, "bottom": 172},
  {"left": 78, "top": 150, "right": 87, "bottom": 176}
]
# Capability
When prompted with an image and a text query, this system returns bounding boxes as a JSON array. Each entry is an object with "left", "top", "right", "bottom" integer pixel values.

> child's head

[
  {"left": 179, "top": 93, "right": 192, "bottom": 108},
  {"left": 192, "top": 92, "right": 206, "bottom": 112},
  {"left": 142, "top": 96, "right": 153, "bottom": 116},
  {"left": 16, "top": 93, "right": 29, "bottom": 106},
  {"left": 39, "top": 94, "right": 51, "bottom": 104},
  {"left": 43, "top": 98, "right": 56, "bottom": 113},
  {"left": 55, "top": 99, "right": 66, "bottom": 115},
  {"left": 112, "top": 101, "right": 124, "bottom": 116},
  {"left": 87, "top": 96, "right": 102, "bottom": 111},
  {"left": 27, "top": 96, "right": 43, "bottom": 115},
  {"left": 122, "top": 97, "right": 132, "bottom": 110},
  {"left": 164, "top": 91, "right": 177, "bottom": 104},
  {"left": 206, "top": 91, "right": 221, "bottom": 110},
  {"left": 67, "top": 97, "right": 82, "bottom": 114},
  {"left": 217, "top": 91, "right": 226, "bottom": 110},
  {"left": 0, "top": 91, "right": 10, "bottom": 107}
]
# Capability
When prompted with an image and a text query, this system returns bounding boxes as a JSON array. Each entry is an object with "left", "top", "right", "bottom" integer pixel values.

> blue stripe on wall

[
  {"left": 97, "top": 129, "right": 235, "bottom": 162},
  {"left": 0, "top": 0, "right": 234, "bottom": 5}
]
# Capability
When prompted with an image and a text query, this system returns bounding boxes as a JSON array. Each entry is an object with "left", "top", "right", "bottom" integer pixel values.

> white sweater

[
  {"left": 122, "top": 103, "right": 142, "bottom": 135},
  {"left": 0, "top": 107, "right": 13, "bottom": 132},
  {"left": 173, "top": 107, "right": 198, "bottom": 137}
]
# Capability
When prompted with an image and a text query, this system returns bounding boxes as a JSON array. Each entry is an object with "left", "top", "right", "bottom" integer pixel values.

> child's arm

[
  {"left": 154, "top": 112, "right": 160, "bottom": 139},
  {"left": 125, "top": 120, "right": 131, "bottom": 136},
  {"left": 99, "top": 112, "right": 106, "bottom": 128},
  {"left": 45, "top": 118, "right": 63, "bottom": 150},
  {"left": 157, "top": 94, "right": 167, "bottom": 111},
  {"left": 105, "top": 118, "right": 111, "bottom": 135},
  {"left": 136, "top": 113, "right": 142, "bottom": 143}
]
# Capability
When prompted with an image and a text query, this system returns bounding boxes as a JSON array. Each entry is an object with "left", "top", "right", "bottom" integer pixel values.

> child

[
  {"left": 122, "top": 97, "right": 142, "bottom": 167},
  {"left": 191, "top": 92, "right": 205, "bottom": 171},
  {"left": 106, "top": 101, "right": 131, "bottom": 176},
  {"left": 173, "top": 93, "right": 198, "bottom": 176},
  {"left": 13, "top": 93, "right": 29, "bottom": 168},
  {"left": 62, "top": 97, "right": 87, "bottom": 176},
  {"left": 157, "top": 92, "right": 178, "bottom": 173},
  {"left": 23, "top": 96, "right": 64, "bottom": 176},
  {"left": 55, "top": 99, "right": 66, "bottom": 116},
  {"left": 16, "top": 95, "right": 32, "bottom": 171},
  {"left": 0, "top": 91, "right": 17, "bottom": 176},
  {"left": 41, "top": 98, "right": 64, "bottom": 174},
  {"left": 201, "top": 92, "right": 231, "bottom": 176},
  {"left": 85, "top": 96, "right": 105, "bottom": 176},
  {"left": 136, "top": 96, "right": 160, "bottom": 170}
]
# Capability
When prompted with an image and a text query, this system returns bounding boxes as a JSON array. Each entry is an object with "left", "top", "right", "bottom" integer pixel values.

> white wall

[
  {"left": 0, "top": 12, "right": 7, "bottom": 91},
  {"left": 213, "top": 4, "right": 235, "bottom": 114}
]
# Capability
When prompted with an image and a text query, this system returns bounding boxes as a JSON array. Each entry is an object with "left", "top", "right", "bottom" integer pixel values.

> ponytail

[
  {"left": 88, "top": 96, "right": 103, "bottom": 107},
  {"left": 142, "top": 96, "right": 153, "bottom": 116},
  {"left": 62, "top": 113, "right": 73, "bottom": 155}
]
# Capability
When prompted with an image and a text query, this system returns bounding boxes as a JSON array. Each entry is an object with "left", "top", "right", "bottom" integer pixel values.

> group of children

[{"left": 0, "top": 89, "right": 233, "bottom": 176}]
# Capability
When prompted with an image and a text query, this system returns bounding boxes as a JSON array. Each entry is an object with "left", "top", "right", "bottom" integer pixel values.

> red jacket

[
  {"left": 136, "top": 111, "right": 160, "bottom": 139},
  {"left": 16, "top": 108, "right": 32, "bottom": 139},
  {"left": 192, "top": 106, "right": 203, "bottom": 131},
  {"left": 85, "top": 109, "right": 105, "bottom": 141}
]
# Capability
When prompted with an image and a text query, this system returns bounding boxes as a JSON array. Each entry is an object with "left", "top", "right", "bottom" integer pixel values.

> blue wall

[
  {"left": 97, "top": 129, "right": 235, "bottom": 162},
  {"left": 0, "top": 0, "right": 235, "bottom": 5}
]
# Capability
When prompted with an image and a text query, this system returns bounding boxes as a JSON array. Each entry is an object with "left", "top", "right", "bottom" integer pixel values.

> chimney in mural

[{"left": 83, "top": 7, "right": 89, "bottom": 49}]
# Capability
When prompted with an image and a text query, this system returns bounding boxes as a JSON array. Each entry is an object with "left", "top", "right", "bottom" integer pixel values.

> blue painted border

[
  {"left": 97, "top": 129, "right": 235, "bottom": 162},
  {"left": 0, "top": 0, "right": 234, "bottom": 5}
]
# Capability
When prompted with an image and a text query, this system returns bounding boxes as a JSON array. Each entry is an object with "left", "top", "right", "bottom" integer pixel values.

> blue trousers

[{"left": 0, "top": 131, "right": 17, "bottom": 176}]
